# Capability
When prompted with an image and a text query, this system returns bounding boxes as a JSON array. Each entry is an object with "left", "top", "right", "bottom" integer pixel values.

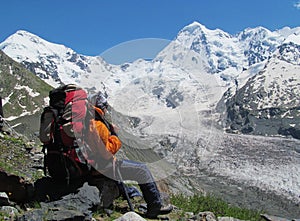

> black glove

[{"left": 109, "top": 124, "right": 118, "bottom": 137}]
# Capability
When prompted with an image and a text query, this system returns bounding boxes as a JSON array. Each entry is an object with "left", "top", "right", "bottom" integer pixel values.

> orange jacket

[{"left": 86, "top": 107, "right": 122, "bottom": 160}]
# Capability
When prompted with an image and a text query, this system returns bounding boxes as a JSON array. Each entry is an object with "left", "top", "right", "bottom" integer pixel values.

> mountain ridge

[
  {"left": 1, "top": 22, "right": 300, "bottom": 89},
  {"left": 0, "top": 50, "right": 52, "bottom": 139},
  {"left": 217, "top": 42, "right": 300, "bottom": 138}
]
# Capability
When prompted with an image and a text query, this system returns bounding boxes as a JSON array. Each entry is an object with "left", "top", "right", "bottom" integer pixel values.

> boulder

[
  {"left": 114, "top": 211, "right": 147, "bottom": 221},
  {"left": 18, "top": 182, "right": 99, "bottom": 221},
  {"left": 0, "top": 192, "right": 10, "bottom": 206}
]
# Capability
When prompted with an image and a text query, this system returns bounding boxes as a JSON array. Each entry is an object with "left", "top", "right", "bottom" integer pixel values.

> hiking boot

[{"left": 145, "top": 204, "right": 173, "bottom": 218}]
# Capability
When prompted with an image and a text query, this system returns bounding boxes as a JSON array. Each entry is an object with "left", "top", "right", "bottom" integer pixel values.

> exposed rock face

[
  {"left": 218, "top": 43, "right": 300, "bottom": 139},
  {"left": 18, "top": 182, "right": 101, "bottom": 221}
]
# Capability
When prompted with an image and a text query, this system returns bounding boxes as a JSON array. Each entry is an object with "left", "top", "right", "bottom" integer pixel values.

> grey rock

[
  {"left": 41, "top": 182, "right": 100, "bottom": 216},
  {"left": 195, "top": 211, "right": 217, "bottom": 221},
  {"left": 45, "top": 208, "right": 85, "bottom": 221},
  {"left": 17, "top": 208, "right": 47, "bottom": 221},
  {"left": 88, "top": 176, "right": 120, "bottom": 208},
  {"left": 17, "top": 207, "right": 85, "bottom": 221},
  {"left": 0, "top": 205, "right": 19, "bottom": 218},
  {"left": 218, "top": 217, "right": 246, "bottom": 221},
  {"left": 261, "top": 213, "right": 292, "bottom": 221},
  {"left": 18, "top": 182, "right": 98, "bottom": 221},
  {"left": 0, "top": 192, "right": 10, "bottom": 206},
  {"left": 114, "top": 211, "right": 147, "bottom": 221}
]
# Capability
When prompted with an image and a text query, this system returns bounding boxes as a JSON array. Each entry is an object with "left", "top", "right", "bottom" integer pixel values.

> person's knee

[{"left": 137, "top": 162, "right": 148, "bottom": 171}]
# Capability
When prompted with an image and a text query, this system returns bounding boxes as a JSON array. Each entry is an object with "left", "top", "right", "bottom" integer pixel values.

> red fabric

[
  {"left": 61, "top": 89, "right": 88, "bottom": 146},
  {"left": 67, "top": 149, "right": 80, "bottom": 162},
  {"left": 65, "top": 90, "right": 87, "bottom": 103},
  {"left": 60, "top": 126, "right": 74, "bottom": 146},
  {"left": 71, "top": 100, "right": 87, "bottom": 122}
]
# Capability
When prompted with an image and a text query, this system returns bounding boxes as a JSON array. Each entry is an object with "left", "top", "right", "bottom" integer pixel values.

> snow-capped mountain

[
  {"left": 1, "top": 22, "right": 300, "bottom": 217},
  {"left": 1, "top": 23, "right": 299, "bottom": 102},
  {"left": 0, "top": 30, "right": 119, "bottom": 89},
  {"left": 156, "top": 22, "right": 299, "bottom": 78},
  {"left": 157, "top": 22, "right": 247, "bottom": 76},
  {"left": 219, "top": 42, "right": 300, "bottom": 138},
  {"left": 1, "top": 21, "right": 299, "bottom": 147}
]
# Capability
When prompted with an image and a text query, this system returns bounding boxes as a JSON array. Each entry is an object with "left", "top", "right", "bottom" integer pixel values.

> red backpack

[{"left": 39, "top": 84, "right": 91, "bottom": 184}]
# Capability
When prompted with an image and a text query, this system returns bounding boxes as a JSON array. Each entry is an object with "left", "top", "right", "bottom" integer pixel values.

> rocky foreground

[{"left": 0, "top": 169, "right": 299, "bottom": 221}]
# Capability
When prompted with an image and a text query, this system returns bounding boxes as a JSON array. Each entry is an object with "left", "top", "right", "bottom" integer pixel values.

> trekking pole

[{"left": 116, "top": 165, "right": 134, "bottom": 212}]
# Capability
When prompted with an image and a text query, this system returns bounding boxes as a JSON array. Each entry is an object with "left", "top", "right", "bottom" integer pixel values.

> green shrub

[{"left": 171, "top": 193, "right": 264, "bottom": 220}]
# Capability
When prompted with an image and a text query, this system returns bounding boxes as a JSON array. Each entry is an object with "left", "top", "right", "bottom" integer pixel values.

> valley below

[
  {"left": 186, "top": 132, "right": 300, "bottom": 219},
  {"left": 184, "top": 132, "right": 299, "bottom": 219},
  {"left": 118, "top": 118, "right": 300, "bottom": 219}
]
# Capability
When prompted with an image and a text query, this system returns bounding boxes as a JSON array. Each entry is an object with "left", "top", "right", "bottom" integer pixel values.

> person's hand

[{"left": 109, "top": 123, "right": 119, "bottom": 136}]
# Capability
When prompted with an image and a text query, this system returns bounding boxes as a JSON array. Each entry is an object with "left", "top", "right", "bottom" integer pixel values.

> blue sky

[{"left": 1, "top": 0, "right": 300, "bottom": 59}]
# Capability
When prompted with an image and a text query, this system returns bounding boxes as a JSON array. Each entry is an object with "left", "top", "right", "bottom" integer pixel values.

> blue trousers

[{"left": 102, "top": 159, "right": 162, "bottom": 209}]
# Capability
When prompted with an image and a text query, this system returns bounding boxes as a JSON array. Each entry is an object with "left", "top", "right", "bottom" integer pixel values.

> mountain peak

[
  {"left": 238, "top": 26, "right": 274, "bottom": 40},
  {"left": 276, "top": 26, "right": 300, "bottom": 38},
  {"left": 277, "top": 27, "right": 300, "bottom": 45},
  {"left": 180, "top": 21, "right": 209, "bottom": 35},
  {"left": 0, "top": 29, "right": 75, "bottom": 65},
  {"left": 15, "top": 29, "right": 37, "bottom": 36},
  {"left": 186, "top": 21, "right": 206, "bottom": 28},
  {"left": 4, "top": 30, "right": 42, "bottom": 44}
]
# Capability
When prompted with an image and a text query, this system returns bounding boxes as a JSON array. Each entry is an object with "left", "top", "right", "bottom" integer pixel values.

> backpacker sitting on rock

[
  {"left": 85, "top": 91, "right": 173, "bottom": 218},
  {"left": 39, "top": 85, "right": 172, "bottom": 218}
]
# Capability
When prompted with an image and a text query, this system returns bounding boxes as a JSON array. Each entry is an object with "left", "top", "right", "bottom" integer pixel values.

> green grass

[
  {"left": 0, "top": 135, "right": 40, "bottom": 181},
  {"left": 170, "top": 193, "right": 264, "bottom": 220},
  {"left": 0, "top": 211, "right": 9, "bottom": 220},
  {"left": 90, "top": 192, "right": 265, "bottom": 221}
]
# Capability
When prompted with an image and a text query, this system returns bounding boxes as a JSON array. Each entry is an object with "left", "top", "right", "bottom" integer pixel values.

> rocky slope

[
  {"left": 217, "top": 42, "right": 300, "bottom": 139},
  {"left": 0, "top": 50, "right": 52, "bottom": 140}
]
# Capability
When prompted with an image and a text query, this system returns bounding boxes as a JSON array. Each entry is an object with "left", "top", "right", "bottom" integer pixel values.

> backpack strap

[{"left": 94, "top": 108, "right": 118, "bottom": 136}]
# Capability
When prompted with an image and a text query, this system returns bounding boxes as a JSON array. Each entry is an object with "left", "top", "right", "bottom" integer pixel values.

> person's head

[{"left": 89, "top": 91, "right": 108, "bottom": 111}]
